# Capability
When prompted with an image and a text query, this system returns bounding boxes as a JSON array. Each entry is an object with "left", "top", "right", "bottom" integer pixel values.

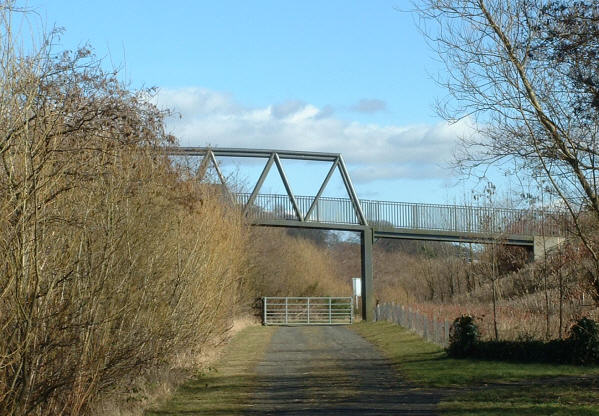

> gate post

[
  {"left": 361, "top": 227, "right": 375, "bottom": 322},
  {"left": 263, "top": 297, "right": 267, "bottom": 325}
]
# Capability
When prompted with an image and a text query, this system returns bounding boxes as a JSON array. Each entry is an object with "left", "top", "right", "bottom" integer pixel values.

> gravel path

[{"left": 246, "top": 326, "right": 441, "bottom": 415}]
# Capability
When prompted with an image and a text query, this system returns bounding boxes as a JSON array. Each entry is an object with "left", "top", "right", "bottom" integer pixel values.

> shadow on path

[{"left": 245, "top": 326, "right": 441, "bottom": 416}]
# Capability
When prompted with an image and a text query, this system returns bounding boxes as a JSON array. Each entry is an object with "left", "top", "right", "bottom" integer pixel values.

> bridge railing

[
  {"left": 235, "top": 193, "right": 363, "bottom": 225},
  {"left": 361, "top": 199, "right": 565, "bottom": 236},
  {"left": 235, "top": 193, "right": 566, "bottom": 237}
]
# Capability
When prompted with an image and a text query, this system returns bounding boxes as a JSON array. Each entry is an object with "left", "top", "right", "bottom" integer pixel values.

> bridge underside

[
  {"left": 255, "top": 218, "right": 535, "bottom": 247},
  {"left": 250, "top": 218, "right": 540, "bottom": 323}
]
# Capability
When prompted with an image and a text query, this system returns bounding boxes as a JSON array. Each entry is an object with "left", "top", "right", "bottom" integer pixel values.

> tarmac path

[{"left": 245, "top": 326, "right": 441, "bottom": 416}]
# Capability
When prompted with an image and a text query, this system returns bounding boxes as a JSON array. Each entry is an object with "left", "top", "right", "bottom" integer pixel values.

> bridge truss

[{"left": 167, "top": 147, "right": 566, "bottom": 321}]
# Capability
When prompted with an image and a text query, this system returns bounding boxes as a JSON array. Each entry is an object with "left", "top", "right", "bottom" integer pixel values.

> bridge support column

[{"left": 361, "top": 227, "right": 374, "bottom": 322}]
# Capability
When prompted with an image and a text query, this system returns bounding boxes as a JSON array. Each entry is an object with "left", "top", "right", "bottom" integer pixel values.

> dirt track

[{"left": 246, "top": 326, "right": 441, "bottom": 416}]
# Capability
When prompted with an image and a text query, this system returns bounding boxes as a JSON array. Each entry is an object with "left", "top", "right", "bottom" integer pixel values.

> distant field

[{"left": 352, "top": 321, "right": 599, "bottom": 415}]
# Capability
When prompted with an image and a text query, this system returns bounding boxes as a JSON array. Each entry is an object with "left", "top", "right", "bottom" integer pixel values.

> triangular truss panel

[
  {"left": 165, "top": 147, "right": 368, "bottom": 226},
  {"left": 244, "top": 153, "right": 303, "bottom": 221},
  {"left": 304, "top": 159, "right": 360, "bottom": 224},
  {"left": 165, "top": 148, "right": 228, "bottom": 190},
  {"left": 196, "top": 149, "right": 227, "bottom": 186},
  {"left": 276, "top": 159, "right": 332, "bottom": 197}
]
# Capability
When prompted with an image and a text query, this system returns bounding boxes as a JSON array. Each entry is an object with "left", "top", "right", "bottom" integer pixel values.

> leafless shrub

[
  {"left": 246, "top": 227, "right": 351, "bottom": 301},
  {"left": 0, "top": 5, "right": 250, "bottom": 415}
]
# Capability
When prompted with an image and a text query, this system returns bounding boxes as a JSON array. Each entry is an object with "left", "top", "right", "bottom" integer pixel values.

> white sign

[{"left": 352, "top": 278, "right": 361, "bottom": 297}]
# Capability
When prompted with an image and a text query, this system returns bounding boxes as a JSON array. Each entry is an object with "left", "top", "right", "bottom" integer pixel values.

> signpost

[{"left": 352, "top": 277, "right": 361, "bottom": 312}]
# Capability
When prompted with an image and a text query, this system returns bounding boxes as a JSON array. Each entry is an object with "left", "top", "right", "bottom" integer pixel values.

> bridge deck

[{"left": 235, "top": 193, "right": 565, "bottom": 245}]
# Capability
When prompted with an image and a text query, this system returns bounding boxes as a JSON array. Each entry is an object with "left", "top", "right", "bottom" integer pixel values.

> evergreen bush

[
  {"left": 567, "top": 317, "right": 599, "bottom": 365},
  {"left": 446, "top": 315, "right": 599, "bottom": 366},
  {"left": 447, "top": 315, "right": 479, "bottom": 357}
]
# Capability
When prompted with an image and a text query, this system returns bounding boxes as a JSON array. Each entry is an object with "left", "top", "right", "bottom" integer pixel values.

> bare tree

[{"left": 416, "top": 0, "right": 599, "bottom": 302}]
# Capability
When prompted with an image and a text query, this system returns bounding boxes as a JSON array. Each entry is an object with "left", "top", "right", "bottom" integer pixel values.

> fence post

[
  {"left": 400, "top": 305, "right": 405, "bottom": 327},
  {"left": 307, "top": 298, "right": 311, "bottom": 324},
  {"left": 415, "top": 311, "right": 419, "bottom": 335},
  {"left": 398, "top": 304, "right": 402, "bottom": 326},
  {"left": 413, "top": 310, "right": 417, "bottom": 333},
  {"left": 285, "top": 297, "right": 288, "bottom": 324},
  {"left": 329, "top": 298, "right": 332, "bottom": 324}
]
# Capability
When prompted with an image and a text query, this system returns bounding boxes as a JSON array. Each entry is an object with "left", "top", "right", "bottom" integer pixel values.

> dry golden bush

[
  {"left": 0, "top": 6, "right": 250, "bottom": 414},
  {"left": 245, "top": 227, "right": 351, "bottom": 301},
  {"left": 329, "top": 240, "right": 470, "bottom": 304}
]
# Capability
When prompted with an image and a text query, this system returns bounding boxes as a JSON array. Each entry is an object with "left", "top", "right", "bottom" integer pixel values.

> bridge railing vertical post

[
  {"left": 412, "top": 204, "right": 419, "bottom": 229},
  {"left": 285, "top": 297, "right": 288, "bottom": 325},
  {"left": 307, "top": 298, "right": 311, "bottom": 324},
  {"left": 318, "top": 200, "right": 322, "bottom": 222},
  {"left": 329, "top": 298, "right": 332, "bottom": 324},
  {"left": 361, "top": 227, "right": 374, "bottom": 322}
]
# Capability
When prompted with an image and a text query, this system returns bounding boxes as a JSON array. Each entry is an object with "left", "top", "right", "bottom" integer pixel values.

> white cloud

[
  {"left": 157, "top": 87, "right": 240, "bottom": 117},
  {"left": 350, "top": 98, "right": 387, "bottom": 113},
  {"left": 154, "top": 87, "right": 475, "bottom": 183}
]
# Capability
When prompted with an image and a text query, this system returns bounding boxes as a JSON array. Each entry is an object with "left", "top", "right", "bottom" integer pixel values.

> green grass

[
  {"left": 440, "top": 386, "right": 599, "bottom": 415},
  {"left": 352, "top": 321, "right": 599, "bottom": 415},
  {"left": 145, "top": 325, "right": 276, "bottom": 415}
]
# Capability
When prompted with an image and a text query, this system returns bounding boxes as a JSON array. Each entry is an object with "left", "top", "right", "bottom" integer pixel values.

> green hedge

[
  {"left": 469, "top": 339, "right": 571, "bottom": 364},
  {"left": 447, "top": 316, "right": 599, "bottom": 366}
]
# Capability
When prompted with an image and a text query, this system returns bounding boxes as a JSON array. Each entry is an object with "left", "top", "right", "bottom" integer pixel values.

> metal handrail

[{"left": 236, "top": 193, "right": 566, "bottom": 237}]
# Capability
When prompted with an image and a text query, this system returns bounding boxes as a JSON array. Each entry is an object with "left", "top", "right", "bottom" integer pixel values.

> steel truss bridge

[{"left": 168, "top": 147, "right": 566, "bottom": 321}]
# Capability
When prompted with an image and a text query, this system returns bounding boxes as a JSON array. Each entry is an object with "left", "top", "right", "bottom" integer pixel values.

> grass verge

[
  {"left": 351, "top": 321, "right": 599, "bottom": 415},
  {"left": 145, "top": 325, "right": 276, "bottom": 415},
  {"left": 441, "top": 385, "right": 599, "bottom": 416}
]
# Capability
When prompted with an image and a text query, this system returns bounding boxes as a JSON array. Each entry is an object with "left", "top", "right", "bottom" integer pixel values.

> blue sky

[{"left": 29, "top": 0, "right": 510, "bottom": 204}]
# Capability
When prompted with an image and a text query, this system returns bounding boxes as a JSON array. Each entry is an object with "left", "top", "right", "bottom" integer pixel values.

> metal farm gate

[{"left": 262, "top": 297, "right": 353, "bottom": 325}]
